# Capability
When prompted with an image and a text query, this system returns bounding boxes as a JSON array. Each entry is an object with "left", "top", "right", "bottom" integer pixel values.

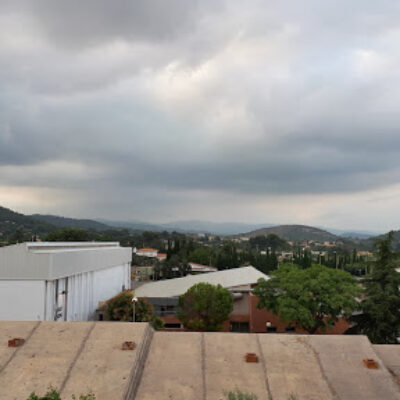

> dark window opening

[
  {"left": 267, "top": 327, "right": 277, "bottom": 333},
  {"left": 230, "top": 322, "right": 250, "bottom": 333},
  {"left": 164, "top": 323, "right": 181, "bottom": 329},
  {"left": 285, "top": 326, "right": 295, "bottom": 332}
]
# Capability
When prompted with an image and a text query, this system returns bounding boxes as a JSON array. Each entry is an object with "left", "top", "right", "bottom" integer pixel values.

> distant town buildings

[{"left": 135, "top": 248, "right": 158, "bottom": 258}]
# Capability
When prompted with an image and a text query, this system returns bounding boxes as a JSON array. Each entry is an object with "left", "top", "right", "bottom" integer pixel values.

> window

[
  {"left": 164, "top": 323, "right": 181, "bottom": 329},
  {"left": 285, "top": 326, "right": 295, "bottom": 333},
  {"left": 267, "top": 327, "right": 277, "bottom": 333},
  {"left": 230, "top": 322, "right": 250, "bottom": 333}
]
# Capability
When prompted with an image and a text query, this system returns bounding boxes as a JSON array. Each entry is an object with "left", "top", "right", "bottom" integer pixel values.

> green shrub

[
  {"left": 26, "top": 388, "right": 95, "bottom": 400},
  {"left": 72, "top": 393, "right": 96, "bottom": 400},
  {"left": 27, "top": 388, "right": 61, "bottom": 400},
  {"left": 224, "top": 389, "right": 258, "bottom": 400}
]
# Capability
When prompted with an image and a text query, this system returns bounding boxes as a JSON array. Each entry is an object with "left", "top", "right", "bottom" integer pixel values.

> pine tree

[{"left": 358, "top": 232, "right": 400, "bottom": 344}]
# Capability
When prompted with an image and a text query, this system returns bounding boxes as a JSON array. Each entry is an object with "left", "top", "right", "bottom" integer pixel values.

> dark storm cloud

[
  {"left": 1, "top": 0, "right": 400, "bottom": 225},
  {"left": 0, "top": 0, "right": 208, "bottom": 47}
]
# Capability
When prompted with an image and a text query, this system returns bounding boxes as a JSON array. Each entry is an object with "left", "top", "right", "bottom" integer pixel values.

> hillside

[
  {"left": 0, "top": 206, "right": 54, "bottom": 240},
  {"left": 369, "top": 229, "right": 400, "bottom": 250},
  {"left": 160, "top": 220, "right": 272, "bottom": 235},
  {"left": 31, "top": 214, "right": 110, "bottom": 231},
  {"left": 0, "top": 206, "right": 113, "bottom": 242},
  {"left": 99, "top": 219, "right": 272, "bottom": 235},
  {"left": 240, "top": 224, "right": 338, "bottom": 242}
]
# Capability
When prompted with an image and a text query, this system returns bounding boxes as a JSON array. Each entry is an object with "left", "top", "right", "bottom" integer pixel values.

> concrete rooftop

[
  {"left": 0, "top": 321, "right": 151, "bottom": 400},
  {"left": 0, "top": 321, "right": 399, "bottom": 400}
]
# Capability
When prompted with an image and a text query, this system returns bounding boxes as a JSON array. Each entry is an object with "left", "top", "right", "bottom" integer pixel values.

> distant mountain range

[
  {"left": 98, "top": 218, "right": 273, "bottom": 236},
  {"left": 319, "top": 228, "right": 380, "bottom": 239},
  {"left": 30, "top": 214, "right": 109, "bottom": 231},
  {"left": 0, "top": 205, "right": 392, "bottom": 246},
  {"left": 237, "top": 224, "right": 338, "bottom": 242}
]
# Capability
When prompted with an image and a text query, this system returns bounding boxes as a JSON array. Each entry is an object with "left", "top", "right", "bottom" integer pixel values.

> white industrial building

[{"left": 0, "top": 242, "right": 132, "bottom": 321}]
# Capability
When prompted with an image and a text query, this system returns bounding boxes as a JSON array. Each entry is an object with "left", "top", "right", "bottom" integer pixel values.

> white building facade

[
  {"left": 0, "top": 242, "right": 131, "bottom": 321},
  {"left": 135, "top": 248, "right": 158, "bottom": 258}
]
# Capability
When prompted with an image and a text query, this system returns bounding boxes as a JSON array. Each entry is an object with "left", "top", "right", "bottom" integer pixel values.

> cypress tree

[{"left": 357, "top": 232, "right": 400, "bottom": 343}]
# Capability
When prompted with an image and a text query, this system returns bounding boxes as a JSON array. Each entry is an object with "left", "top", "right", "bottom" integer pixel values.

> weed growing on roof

[
  {"left": 224, "top": 389, "right": 258, "bottom": 400},
  {"left": 26, "top": 387, "right": 96, "bottom": 400}
]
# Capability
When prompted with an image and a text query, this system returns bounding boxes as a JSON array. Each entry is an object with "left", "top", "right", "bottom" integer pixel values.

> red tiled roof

[{"left": 138, "top": 248, "right": 158, "bottom": 252}]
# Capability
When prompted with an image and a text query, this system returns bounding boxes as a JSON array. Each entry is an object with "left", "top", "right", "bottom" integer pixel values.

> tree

[
  {"left": 253, "top": 264, "right": 360, "bottom": 334},
  {"left": 249, "top": 234, "right": 288, "bottom": 251},
  {"left": 105, "top": 291, "right": 164, "bottom": 330},
  {"left": 355, "top": 232, "right": 400, "bottom": 343},
  {"left": 215, "top": 242, "right": 239, "bottom": 270},
  {"left": 188, "top": 247, "right": 215, "bottom": 266},
  {"left": 177, "top": 283, "right": 233, "bottom": 331},
  {"left": 45, "top": 228, "right": 89, "bottom": 242},
  {"left": 9, "top": 228, "right": 25, "bottom": 244}
]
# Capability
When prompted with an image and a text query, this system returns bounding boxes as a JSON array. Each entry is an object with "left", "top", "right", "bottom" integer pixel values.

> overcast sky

[{"left": 0, "top": 1, "right": 399, "bottom": 231}]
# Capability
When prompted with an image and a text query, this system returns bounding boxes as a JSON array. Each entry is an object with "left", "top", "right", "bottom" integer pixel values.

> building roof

[
  {"left": 135, "top": 266, "right": 268, "bottom": 298},
  {"left": 0, "top": 242, "right": 132, "bottom": 280},
  {"left": 188, "top": 262, "right": 217, "bottom": 271},
  {"left": 1, "top": 321, "right": 399, "bottom": 400},
  {"left": 137, "top": 248, "right": 158, "bottom": 252},
  {"left": 0, "top": 321, "right": 150, "bottom": 400},
  {"left": 26, "top": 242, "right": 120, "bottom": 252},
  {"left": 136, "top": 331, "right": 400, "bottom": 400}
]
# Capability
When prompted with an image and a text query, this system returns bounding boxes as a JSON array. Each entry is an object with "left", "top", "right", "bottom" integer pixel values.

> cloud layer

[{"left": 1, "top": 0, "right": 400, "bottom": 230}]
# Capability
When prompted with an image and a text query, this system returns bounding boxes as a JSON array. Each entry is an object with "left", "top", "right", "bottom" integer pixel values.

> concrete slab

[
  {"left": 309, "top": 335, "right": 400, "bottom": 400},
  {"left": 61, "top": 322, "right": 148, "bottom": 400},
  {"left": 258, "top": 334, "right": 334, "bottom": 400},
  {"left": 2, "top": 322, "right": 399, "bottom": 400},
  {"left": 0, "top": 321, "right": 92, "bottom": 400},
  {"left": 374, "top": 345, "right": 400, "bottom": 380},
  {"left": 0, "top": 321, "right": 38, "bottom": 373},
  {"left": 136, "top": 331, "right": 203, "bottom": 400},
  {"left": 204, "top": 332, "right": 269, "bottom": 400}
]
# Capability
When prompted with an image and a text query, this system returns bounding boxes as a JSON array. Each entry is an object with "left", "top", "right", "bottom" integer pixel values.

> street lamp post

[{"left": 132, "top": 296, "right": 138, "bottom": 322}]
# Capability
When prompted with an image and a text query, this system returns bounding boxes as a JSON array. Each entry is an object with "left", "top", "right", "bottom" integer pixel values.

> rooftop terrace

[{"left": 0, "top": 321, "right": 399, "bottom": 400}]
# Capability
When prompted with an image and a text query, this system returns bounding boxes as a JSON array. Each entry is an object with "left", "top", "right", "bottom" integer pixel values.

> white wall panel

[{"left": 0, "top": 280, "right": 45, "bottom": 320}]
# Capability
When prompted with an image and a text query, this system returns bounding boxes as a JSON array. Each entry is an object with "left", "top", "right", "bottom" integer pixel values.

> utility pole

[{"left": 132, "top": 296, "right": 138, "bottom": 322}]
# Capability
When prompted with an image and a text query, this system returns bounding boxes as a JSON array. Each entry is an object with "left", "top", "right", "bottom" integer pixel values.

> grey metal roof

[
  {"left": 0, "top": 242, "right": 132, "bottom": 280},
  {"left": 135, "top": 266, "right": 269, "bottom": 298}
]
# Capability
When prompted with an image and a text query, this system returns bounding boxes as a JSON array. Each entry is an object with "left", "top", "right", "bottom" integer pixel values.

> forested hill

[
  {"left": 0, "top": 206, "right": 112, "bottom": 242},
  {"left": 369, "top": 229, "right": 400, "bottom": 250},
  {"left": 30, "top": 214, "right": 109, "bottom": 231},
  {"left": 0, "top": 206, "right": 54, "bottom": 239},
  {"left": 240, "top": 224, "right": 339, "bottom": 242}
]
